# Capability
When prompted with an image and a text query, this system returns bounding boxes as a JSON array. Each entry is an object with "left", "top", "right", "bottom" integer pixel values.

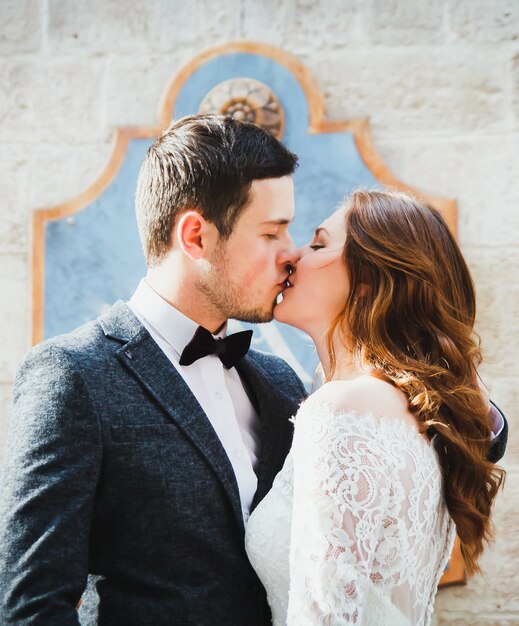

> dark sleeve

[
  {"left": 487, "top": 401, "right": 508, "bottom": 464},
  {"left": 0, "top": 343, "right": 103, "bottom": 625},
  {"left": 291, "top": 370, "right": 308, "bottom": 402}
]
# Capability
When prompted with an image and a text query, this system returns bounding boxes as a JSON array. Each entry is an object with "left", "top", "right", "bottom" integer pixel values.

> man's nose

[{"left": 279, "top": 236, "right": 300, "bottom": 268}]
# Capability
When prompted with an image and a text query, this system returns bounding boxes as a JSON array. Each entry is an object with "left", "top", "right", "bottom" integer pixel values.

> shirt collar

[{"left": 129, "top": 279, "right": 227, "bottom": 356}]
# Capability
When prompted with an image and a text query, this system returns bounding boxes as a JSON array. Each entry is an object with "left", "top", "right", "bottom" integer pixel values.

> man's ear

[{"left": 176, "top": 211, "right": 210, "bottom": 260}]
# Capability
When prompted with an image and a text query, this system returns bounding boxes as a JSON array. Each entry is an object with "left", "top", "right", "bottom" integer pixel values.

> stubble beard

[{"left": 198, "top": 247, "right": 276, "bottom": 324}]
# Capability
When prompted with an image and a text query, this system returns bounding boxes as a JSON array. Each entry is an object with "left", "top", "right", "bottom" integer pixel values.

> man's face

[{"left": 199, "top": 176, "right": 297, "bottom": 323}]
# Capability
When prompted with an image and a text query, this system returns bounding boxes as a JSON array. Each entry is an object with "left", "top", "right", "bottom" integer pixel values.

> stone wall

[{"left": 1, "top": 1, "right": 518, "bottom": 623}]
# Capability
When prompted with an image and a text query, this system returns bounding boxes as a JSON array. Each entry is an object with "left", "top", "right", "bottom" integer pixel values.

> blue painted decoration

[{"left": 43, "top": 50, "right": 380, "bottom": 389}]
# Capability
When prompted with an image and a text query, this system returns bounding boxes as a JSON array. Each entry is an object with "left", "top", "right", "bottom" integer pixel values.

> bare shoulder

[{"left": 311, "top": 375, "right": 409, "bottom": 417}]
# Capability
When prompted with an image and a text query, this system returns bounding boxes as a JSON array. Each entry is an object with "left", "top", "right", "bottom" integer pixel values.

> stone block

[
  {"left": 0, "top": 0, "right": 42, "bottom": 54},
  {"left": 241, "top": 0, "right": 297, "bottom": 46},
  {"left": 447, "top": 0, "right": 519, "bottom": 43},
  {"left": 511, "top": 53, "right": 519, "bottom": 130},
  {"left": 0, "top": 141, "right": 111, "bottom": 255},
  {"left": 436, "top": 615, "right": 519, "bottom": 626},
  {"left": 312, "top": 47, "right": 506, "bottom": 135},
  {"left": 464, "top": 247, "right": 519, "bottom": 380},
  {"left": 0, "top": 59, "right": 106, "bottom": 143},
  {"left": 293, "top": 0, "right": 365, "bottom": 47},
  {"left": 0, "top": 382, "right": 14, "bottom": 465},
  {"left": 25, "top": 142, "right": 113, "bottom": 210},
  {"left": 47, "top": 0, "right": 239, "bottom": 53},
  {"left": 368, "top": 0, "right": 444, "bottom": 45},
  {"left": 435, "top": 468, "right": 519, "bottom": 618},
  {"left": 366, "top": 137, "right": 408, "bottom": 183},
  {"left": 486, "top": 377, "right": 519, "bottom": 468},
  {"left": 104, "top": 53, "right": 194, "bottom": 128},
  {"left": 0, "top": 145, "right": 30, "bottom": 254},
  {"left": 242, "top": 0, "right": 364, "bottom": 49},
  {"left": 0, "top": 254, "right": 30, "bottom": 383},
  {"left": 199, "top": 0, "right": 242, "bottom": 44},
  {"left": 380, "top": 135, "right": 519, "bottom": 248}
]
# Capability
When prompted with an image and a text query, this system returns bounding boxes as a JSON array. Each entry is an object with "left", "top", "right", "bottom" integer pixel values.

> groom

[
  {"left": 0, "top": 115, "right": 305, "bottom": 625},
  {"left": 0, "top": 114, "right": 508, "bottom": 626}
]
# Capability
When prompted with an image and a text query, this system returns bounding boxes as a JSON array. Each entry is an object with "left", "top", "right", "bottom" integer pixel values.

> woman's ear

[{"left": 176, "top": 211, "right": 207, "bottom": 260}]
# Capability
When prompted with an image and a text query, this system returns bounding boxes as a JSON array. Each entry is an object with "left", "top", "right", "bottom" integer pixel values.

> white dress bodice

[{"left": 245, "top": 396, "right": 455, "bottom": 626}]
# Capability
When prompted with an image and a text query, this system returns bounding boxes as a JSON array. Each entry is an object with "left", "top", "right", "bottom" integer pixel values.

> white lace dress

[{"left": 245, "top": 396, "right": 456, "bottom": 626}]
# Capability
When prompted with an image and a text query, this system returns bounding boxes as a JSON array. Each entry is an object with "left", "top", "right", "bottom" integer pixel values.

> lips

[
  {"left": 276, "top": 273, "right": 295, "bottom": 305},
  {"left": 277, "top": 275, "right": 294, "bottom": 291}
]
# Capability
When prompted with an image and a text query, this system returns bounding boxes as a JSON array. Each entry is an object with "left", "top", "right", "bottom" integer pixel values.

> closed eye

[
  {"left": 265, "top": 234, "right": 279, "bottom": 240},
  {"left": 310, "top": 244, "right": 325, "bottom": 250}
]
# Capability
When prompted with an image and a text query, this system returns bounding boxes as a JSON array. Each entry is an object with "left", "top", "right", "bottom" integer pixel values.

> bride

[{"left": 245, "top": 189, "right": 505, "bottom": 626}]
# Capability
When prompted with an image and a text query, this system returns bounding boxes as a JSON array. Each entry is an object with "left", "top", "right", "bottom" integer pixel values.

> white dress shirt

[
  {"left": 128, "top": 279, "right": 260, "bottom": 524},
  {"left": 490, "top": 405, "right": 504, "bottom": 440}
]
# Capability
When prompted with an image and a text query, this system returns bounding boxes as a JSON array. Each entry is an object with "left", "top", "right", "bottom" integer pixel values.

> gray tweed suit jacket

[{"left": 0, "top": 301, "right": 307, "bottom": 626}]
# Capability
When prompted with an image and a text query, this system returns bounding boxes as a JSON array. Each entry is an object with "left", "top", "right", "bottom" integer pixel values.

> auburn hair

[{"left": 327, "top": 188, "right": 505, "bottom": 575}]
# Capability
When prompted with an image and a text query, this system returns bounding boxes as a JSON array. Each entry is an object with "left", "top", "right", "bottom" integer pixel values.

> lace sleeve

[{"left": 287, "top": 403, "right": 391, "bottom": 625}]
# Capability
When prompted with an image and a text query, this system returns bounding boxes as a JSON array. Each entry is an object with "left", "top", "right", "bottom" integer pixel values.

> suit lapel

[
  {"left": 99, "top": 302, "right": 244, "bottom": 532},
  {"left": 237, "top": 355, "right": 288, "bottom": 511}
]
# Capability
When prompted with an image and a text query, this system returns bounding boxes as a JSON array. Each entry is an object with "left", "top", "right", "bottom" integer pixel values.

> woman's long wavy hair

[{"left": 327, "top": 189, "right": 505, "bottom": 576}]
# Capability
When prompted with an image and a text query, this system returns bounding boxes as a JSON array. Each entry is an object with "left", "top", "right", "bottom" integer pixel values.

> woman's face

[{"left": 274, "top": 208, "right": 350, "bottom": 333}]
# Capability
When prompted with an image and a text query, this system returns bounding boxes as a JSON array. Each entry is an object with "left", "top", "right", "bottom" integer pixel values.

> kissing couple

[{"left": 0, "top": 114, "right": 507, "bottom": 626}]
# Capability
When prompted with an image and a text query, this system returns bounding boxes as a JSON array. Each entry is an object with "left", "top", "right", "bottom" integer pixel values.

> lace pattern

[{"left": 245, "top": 397, "right": 455, "bottom": 626}]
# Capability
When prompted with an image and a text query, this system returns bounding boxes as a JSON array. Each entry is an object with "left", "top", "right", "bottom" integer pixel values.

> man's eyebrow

[{"left": 260, "top": 219, "right": 291, "bottom": 226}]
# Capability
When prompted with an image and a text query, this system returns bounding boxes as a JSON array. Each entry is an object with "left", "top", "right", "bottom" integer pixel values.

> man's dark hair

[{"left": 135, "top": 114, "right": 298, "bottom": 266}]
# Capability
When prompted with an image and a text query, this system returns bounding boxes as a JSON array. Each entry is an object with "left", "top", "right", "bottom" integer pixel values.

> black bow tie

[{"left": 179, "top": 326, "right": 253, "bottom": 369}]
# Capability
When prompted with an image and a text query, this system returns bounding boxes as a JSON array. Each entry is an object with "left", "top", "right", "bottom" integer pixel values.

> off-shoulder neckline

[{"left": 295, "top": 395, "right": 434, "bottom": 449}]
